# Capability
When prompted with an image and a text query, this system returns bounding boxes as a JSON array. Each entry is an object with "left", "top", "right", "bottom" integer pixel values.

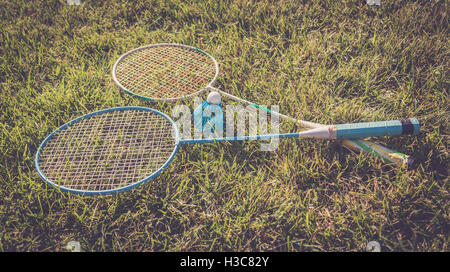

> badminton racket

[
  {"left": 112, "top": 43, "right": 418, "bottom": 164},
  {"left": 35, "top": 106, "right": 417, "bottom": 194}
]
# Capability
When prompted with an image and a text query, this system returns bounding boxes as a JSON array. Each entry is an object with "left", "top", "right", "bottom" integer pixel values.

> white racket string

[
  {"left": 113, "top": 45, "right": 217, "bottom": 100},
  {"left": 37, "top": 109, "right": 176, "bottom": 192}
]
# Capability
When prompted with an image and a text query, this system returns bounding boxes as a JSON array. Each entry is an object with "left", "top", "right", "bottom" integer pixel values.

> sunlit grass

[{"left": 0, "top": 0, "right": 447, "bottom": 251}]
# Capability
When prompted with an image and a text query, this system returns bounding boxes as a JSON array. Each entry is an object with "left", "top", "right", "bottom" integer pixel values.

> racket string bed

[
  {"left": 37, "top": 109, "right": 176, "bottom": 192},
  {"left": 114, "top": 45, "right": 216, "bottom": 99}
]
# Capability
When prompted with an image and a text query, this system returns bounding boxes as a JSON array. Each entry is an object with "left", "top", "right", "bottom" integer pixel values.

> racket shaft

[{"left": 180, "top": 133, "right": 300, "bottom": 144}]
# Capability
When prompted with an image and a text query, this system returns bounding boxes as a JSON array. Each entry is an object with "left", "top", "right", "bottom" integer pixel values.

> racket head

[
  {"left": 112, "top": 43, "right": 219, "bottom": 102},
  {"left": 35, "top": 107, "right": 180, "bottom": 195}
]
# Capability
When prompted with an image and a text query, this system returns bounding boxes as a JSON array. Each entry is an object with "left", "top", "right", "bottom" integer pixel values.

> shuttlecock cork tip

[{"left": 207, "top": 91, "right": 222, "bottom": 105}]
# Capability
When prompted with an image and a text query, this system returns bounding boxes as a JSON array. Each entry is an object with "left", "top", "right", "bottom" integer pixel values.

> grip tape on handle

[{"left": 336, "top": 118, "right": 420, "bottom": 139}]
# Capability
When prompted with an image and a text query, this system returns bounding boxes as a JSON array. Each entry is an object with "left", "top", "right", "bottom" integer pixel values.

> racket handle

[
  {"left": 298, "top": 118, "right": 420, "bottom": 139},
  {"left": 335, "top": 118, "right": 420, "bottom": 139}
]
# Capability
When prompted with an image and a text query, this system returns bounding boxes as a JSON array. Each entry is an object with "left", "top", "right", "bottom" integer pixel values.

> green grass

[{"left": 0, "top": 0, "right": 448, "bottom": 251}]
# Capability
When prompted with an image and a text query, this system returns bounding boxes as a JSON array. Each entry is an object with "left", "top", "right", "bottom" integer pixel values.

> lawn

[{"left": 0, "top": 0, "right": 448, "bottom": 251}]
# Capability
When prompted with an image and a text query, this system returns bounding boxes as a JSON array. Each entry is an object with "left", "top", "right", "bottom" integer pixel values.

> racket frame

[{"left": 112, "top": 43, "right": 219, "bottom": 102}]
